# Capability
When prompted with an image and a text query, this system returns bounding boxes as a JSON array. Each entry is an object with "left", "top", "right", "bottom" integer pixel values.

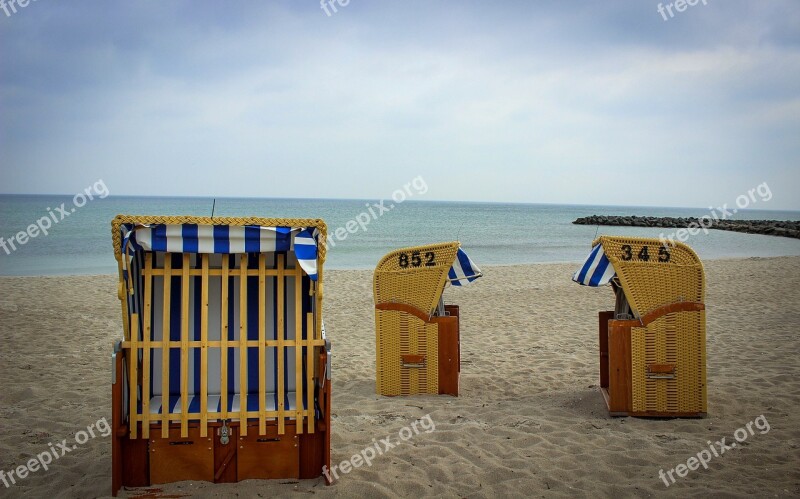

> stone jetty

[{"left": 573, "top": 215, "right": 800, "bottom": 240}]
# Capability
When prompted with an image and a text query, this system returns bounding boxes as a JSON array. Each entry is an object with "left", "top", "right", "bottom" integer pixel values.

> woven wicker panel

[
  {"left": 373, "top": 242, "right": 460, "bottom": 317},
  {"left": 678, "top": 310, "right": 707, "bottom": 413},
  {"left": 631, "top": 310, "right": 706, "bottom": 414},
  {"left": 594, "top": 236, "right": 704, "bottom": 318},
  {"left": 375, "top": 309, "right": 401, "bottom": 396},
  {"left": 375, "top": 309, "right": 439, "bottom": 396}
]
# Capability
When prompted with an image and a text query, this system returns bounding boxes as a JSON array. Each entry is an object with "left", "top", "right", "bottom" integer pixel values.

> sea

[{"left": 1, "top": 195, "right": 800, "bottom": 276}]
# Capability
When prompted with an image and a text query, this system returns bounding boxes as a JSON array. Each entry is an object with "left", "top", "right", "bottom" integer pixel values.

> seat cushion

[{"left": 146, "top": 392, "right": 304, "bottom": 417}]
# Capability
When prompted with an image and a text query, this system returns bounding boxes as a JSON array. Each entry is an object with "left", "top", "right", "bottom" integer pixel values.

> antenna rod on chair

[
  {"left": 211, "top": 198, "right": 216, "bottom": 219},
  {"left": 456, "top": 221, "right": 465, "bottom": 242}
]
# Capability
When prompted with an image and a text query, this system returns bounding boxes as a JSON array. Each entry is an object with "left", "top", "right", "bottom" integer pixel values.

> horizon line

[{"left": 0, "top": 192, "right": 798, "bottom": 214}]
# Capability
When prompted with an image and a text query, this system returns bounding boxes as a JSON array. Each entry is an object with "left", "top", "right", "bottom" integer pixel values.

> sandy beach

[{"left": 1, "top": 256, "right": 799, "bottom": 498}]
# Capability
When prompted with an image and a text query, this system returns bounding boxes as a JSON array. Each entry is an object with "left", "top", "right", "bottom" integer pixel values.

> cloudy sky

[{"left": 1, "top": 1, "right": 798, "bottom": 209}]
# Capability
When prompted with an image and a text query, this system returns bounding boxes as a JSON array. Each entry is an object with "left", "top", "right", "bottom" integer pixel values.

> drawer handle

[
  {"left": 401, "top": 354, "right": 426, "bottom": 368},
  {"left": 647, "top": 364, "right": 676, "bottom": 379}
]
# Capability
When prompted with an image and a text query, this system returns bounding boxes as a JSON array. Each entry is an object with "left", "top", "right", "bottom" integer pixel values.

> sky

[{"left": 1, "top": 0, "right": 799, "bottom": 210}]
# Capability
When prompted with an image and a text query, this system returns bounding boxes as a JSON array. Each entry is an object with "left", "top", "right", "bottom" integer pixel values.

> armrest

[
  {"left": 611, "top": 302, "right": 705, "bottom": 328},
  {"left": 375, "top": 302, "right": 432, "bottom": 322}
]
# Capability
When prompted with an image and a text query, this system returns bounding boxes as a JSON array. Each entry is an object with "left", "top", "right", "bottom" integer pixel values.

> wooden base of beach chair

[
  {"left": 146, "top": 422, "right": 300, "bottom": 484},
  {"left": 112, "top": 419, "right": 331, "bottom": 492},
  {"left": 150, "top": 425, "right": 215, "bottom": 484},
  {"left": 111, "top": 350, "right": 332, "bottom": 495},
  {"left": 598, "top": 308, "right": 707, "bottom": 418},
  {"left": 114, "top": 422, "right": 327, "bottom": 487}
]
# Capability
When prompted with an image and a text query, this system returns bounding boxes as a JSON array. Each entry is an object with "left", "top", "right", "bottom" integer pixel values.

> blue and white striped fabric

[
  {"left": 448, "top": 248, "right": 482, "bottom": 286},
  {"left": 133, "top": 252, "right": 312, "bottom": 420},
  {"left": 572, "top": 244, "right": 616, "bottom": 287},
  {"left": 121, "top": 224, "right": 320, "bottom": 281},
  {"left": 147, "top": 393, "right": 302, "bottom": 416}
]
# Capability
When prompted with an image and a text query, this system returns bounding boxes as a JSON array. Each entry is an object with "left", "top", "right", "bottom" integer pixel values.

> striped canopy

[
  {"left": 448, "top": 248, "right": 482, "bottom": 286},
  {"left": 121, "top": 223, "right": 320, "bottom": 280},
  {"left": 572, "top": 243, "right": 615, "bottom": 287}
]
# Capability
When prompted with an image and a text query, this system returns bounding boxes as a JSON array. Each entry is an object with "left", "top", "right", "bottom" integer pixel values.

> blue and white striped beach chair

[{"left": 110, "top": 215, "right": 331, "bottom": 495}]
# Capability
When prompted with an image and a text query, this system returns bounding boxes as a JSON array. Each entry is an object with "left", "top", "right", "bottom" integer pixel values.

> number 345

[{"left": 620, "top": 244, "right": 670, "bottom": 262}]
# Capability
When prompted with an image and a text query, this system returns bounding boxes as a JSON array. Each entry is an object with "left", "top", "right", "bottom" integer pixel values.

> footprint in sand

[{"left": 0, "top": 300, "right": 18, "bottom": 312}]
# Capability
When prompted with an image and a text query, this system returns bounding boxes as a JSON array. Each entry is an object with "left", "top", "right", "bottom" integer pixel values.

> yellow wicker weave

[
  {"left": 594, "top": 235, "right": 707, "bottom": 416},
  {"left": 594, "top": 236, "right": 704, "bottom": 318},
  {"left": 375, "top": 310, "right": 439, "bottom": 396},
  {"left": 631, "top": 310, "right": 707, "bottom": 414},
  {"left": 373, "top": 242, "right": 460, "bottom": 317},
  {"left": 373, "top": 242, "right": 461, "bottom": 396}
]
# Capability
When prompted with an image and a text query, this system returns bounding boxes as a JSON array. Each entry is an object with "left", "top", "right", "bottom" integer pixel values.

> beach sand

[{"left": 1, "top": 257, "right": 799, "bottom": 498}]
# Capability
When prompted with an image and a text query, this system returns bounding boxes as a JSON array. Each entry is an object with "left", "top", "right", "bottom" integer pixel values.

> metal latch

[{"left": 219, "top": 419, "right": 231, "bottom": 445}]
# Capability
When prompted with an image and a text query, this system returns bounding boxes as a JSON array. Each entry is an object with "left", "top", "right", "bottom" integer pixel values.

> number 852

[{"left": 398, "top": 251, "right": 436, "bottom": 268}]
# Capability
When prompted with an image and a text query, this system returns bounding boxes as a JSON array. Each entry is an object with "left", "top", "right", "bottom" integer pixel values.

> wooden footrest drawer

[
  {"left": 150, "top": 426, "right": 214, "bottom": 484},
  {"left": 238, "top": 423, "right": 299, "bottom": 480}
]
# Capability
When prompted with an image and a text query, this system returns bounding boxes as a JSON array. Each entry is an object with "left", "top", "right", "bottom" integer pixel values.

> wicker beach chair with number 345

[{"left": 573, "top": 236, "right": 707, "bottom": 417}]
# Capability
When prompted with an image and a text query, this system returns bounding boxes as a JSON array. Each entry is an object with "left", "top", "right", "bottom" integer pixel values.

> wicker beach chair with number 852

[{"left": 373, "top": 242, "right": 482, "bottom": 396}]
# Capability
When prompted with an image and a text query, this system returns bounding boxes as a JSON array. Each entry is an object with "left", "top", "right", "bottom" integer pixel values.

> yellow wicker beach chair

[
  {"left": 373, "top": 242, "right": 482, "bottom": 396},
  {"left": 110, "top": 215, "right": 331, "bottom": 495},
  {"left": 573, "top": 236, "right": 707, "bottom": 417}
]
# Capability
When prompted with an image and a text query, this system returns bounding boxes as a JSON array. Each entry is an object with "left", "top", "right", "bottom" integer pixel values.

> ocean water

[{"left": 1, "top": 195, "right": 800, "bottom": 276}]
